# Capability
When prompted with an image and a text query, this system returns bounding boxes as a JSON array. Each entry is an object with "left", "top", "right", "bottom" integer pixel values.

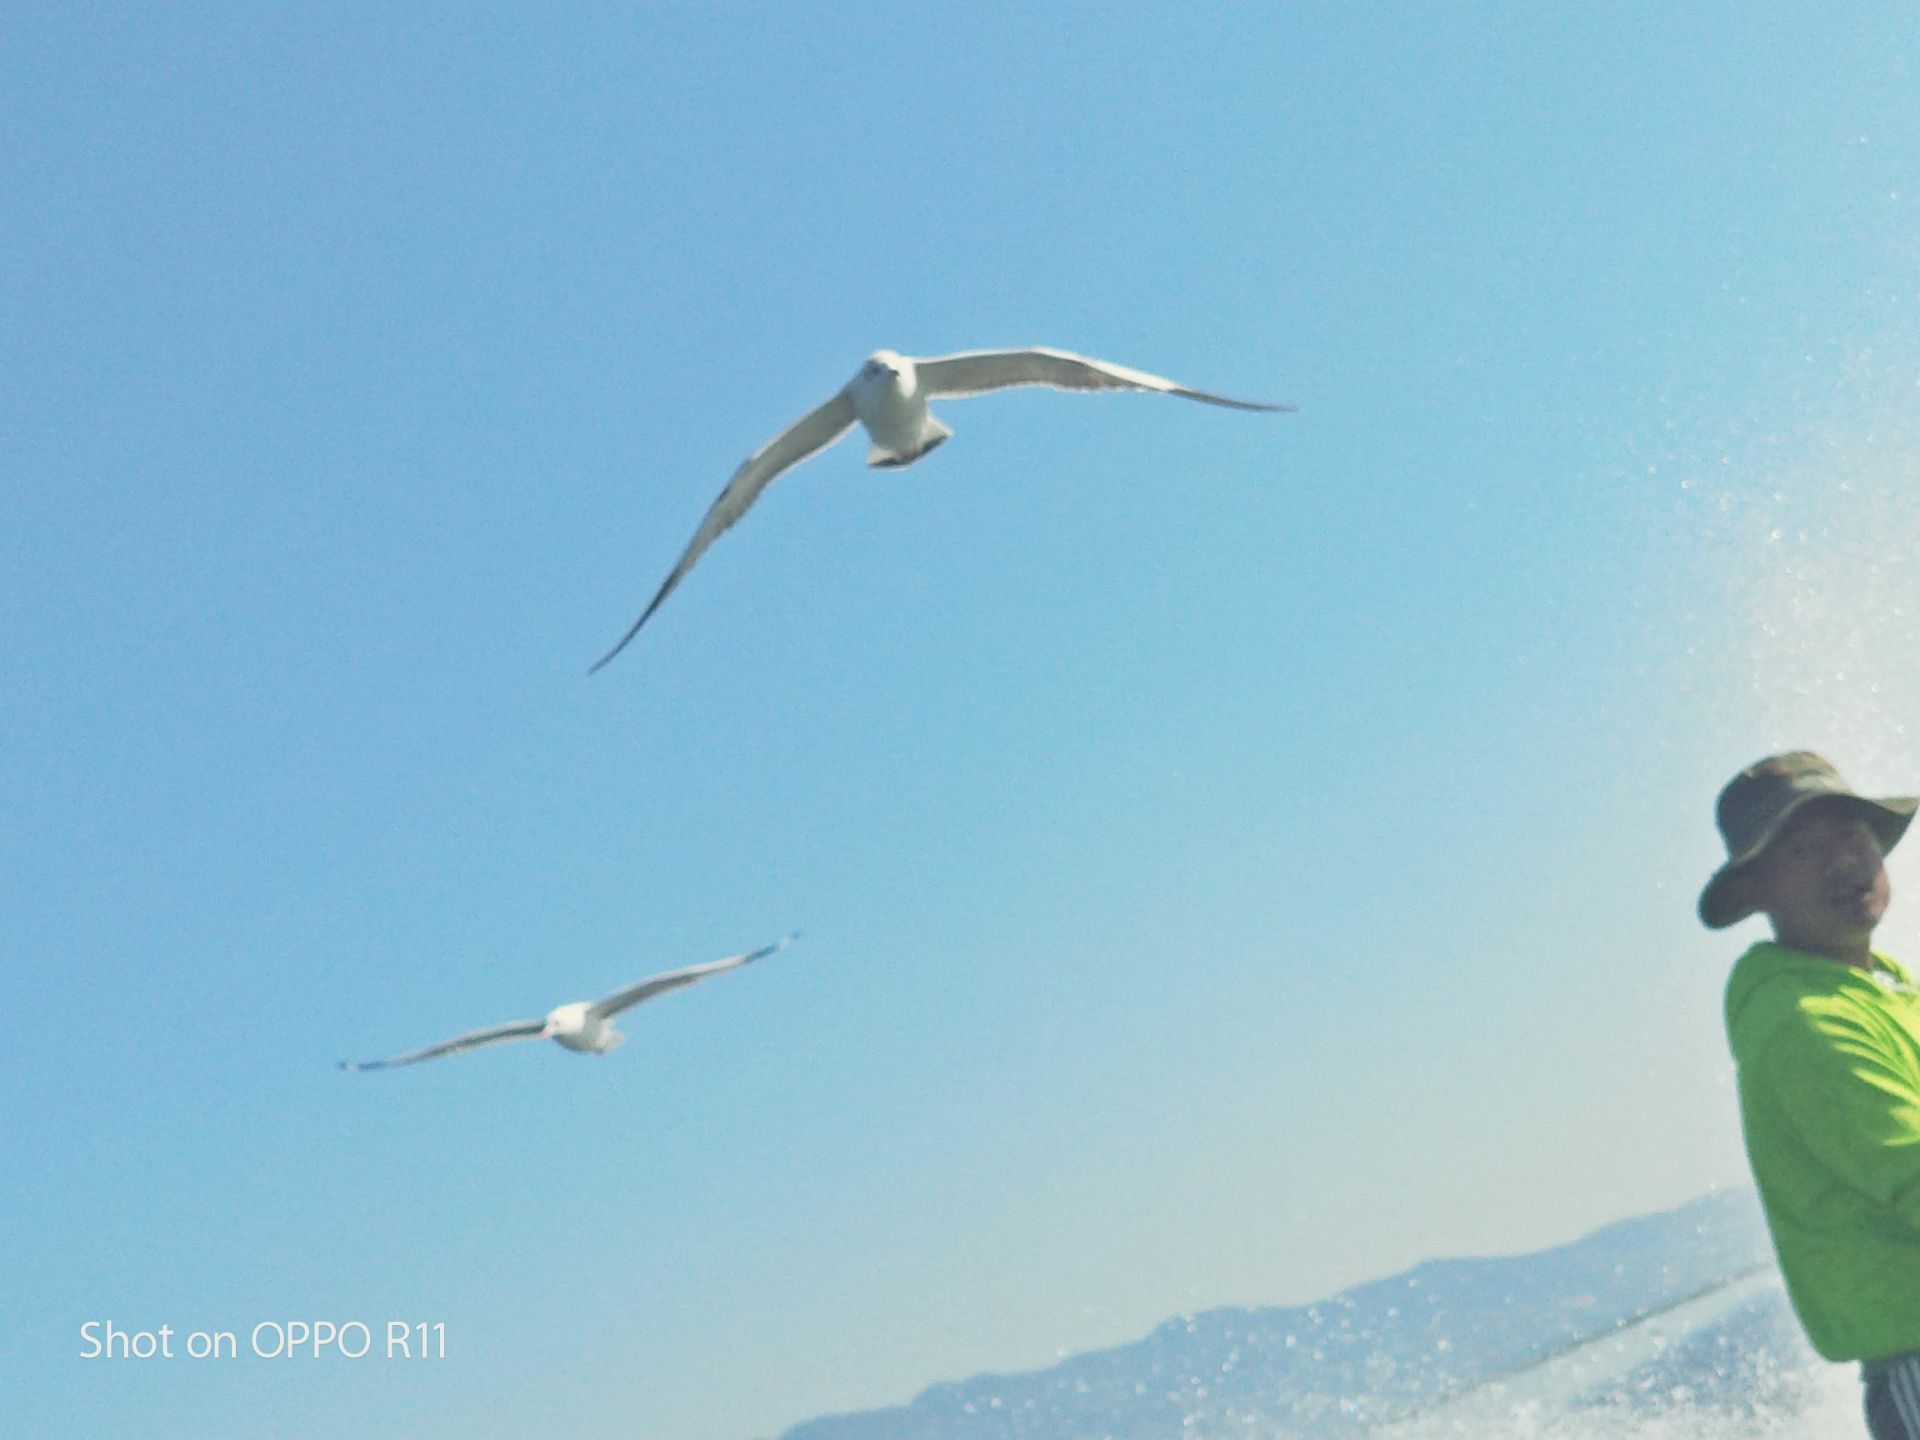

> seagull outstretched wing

[
  {"left": 338, "top": 1017, "right": 547, "bottom": 1072},
  {"left": 587, "top": 933, "right": 797, "bottom": 1021},
  {"left": 590, "top": 395, "right": 857, "bottom": 670},
  {"left": 915, "top": 346, "right": 1291, "bottom": 412}
]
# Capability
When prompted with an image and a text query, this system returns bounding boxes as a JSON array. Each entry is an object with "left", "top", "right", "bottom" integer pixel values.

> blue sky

[{"left": 7, "top": 5, "right": 1920, "bottom": 1438}]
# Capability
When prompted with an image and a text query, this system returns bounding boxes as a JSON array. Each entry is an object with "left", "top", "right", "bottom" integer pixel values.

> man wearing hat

[{"left": 1710, "top": 752, "right": 1920, "bottom": 1437}]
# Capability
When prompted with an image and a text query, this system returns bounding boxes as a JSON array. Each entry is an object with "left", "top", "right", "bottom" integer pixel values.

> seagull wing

[
  {"left": 337, "top": 1018, "right": 546, "bottom": 1072},
  {"left": 914, "top": 347, "right": 1292, "bottom": 412},
  {"left": 587, "top": 932, "right": 798, "bottom": 1021},
  {"left": 589, "top": 393, "right": 858, "bottom": 671}
]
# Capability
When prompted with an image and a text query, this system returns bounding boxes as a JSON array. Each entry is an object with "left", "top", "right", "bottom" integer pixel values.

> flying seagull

[
  {"left": 589, "top": 346, "right": 1292, "bottom": 670},
  {"left": 337, "top": 933, "right": 797, "bottom": 1071}
]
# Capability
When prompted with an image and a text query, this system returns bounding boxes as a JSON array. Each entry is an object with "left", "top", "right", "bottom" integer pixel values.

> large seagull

[
  {"left": 337, "top": 934, "right": 797, "bottom": 1071},
  {"left": 590, "top": 346, "right": 1292, "bottom": 670}
]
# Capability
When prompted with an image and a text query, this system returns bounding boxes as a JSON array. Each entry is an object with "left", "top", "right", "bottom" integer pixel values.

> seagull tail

[{"left": 868, "top": 416, "right": 952, "bottom": 469}]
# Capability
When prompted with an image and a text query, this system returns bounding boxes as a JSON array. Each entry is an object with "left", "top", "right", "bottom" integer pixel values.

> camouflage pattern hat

[{"left": 1699, "top": 751, "right": 1920, "bottom": 929}]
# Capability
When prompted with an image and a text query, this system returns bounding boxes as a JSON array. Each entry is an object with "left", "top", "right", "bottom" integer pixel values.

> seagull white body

[
  {"left": 589, "top": 346, "right": 1291, "bottom": 670},
  {"left": 338, "top": 934, "right": 796, "bottom": 1071},
  {"left": 541, "top": 1000, "right": 622, "bottom": 1055},
  {"left": 847, "top": 350, "right": 953, "bottom": 469}
]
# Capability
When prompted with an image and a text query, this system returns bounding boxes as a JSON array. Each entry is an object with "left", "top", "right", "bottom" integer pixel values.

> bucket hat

[{"left": 1699, "top": 751, "right": 1919, "bottom": 929}]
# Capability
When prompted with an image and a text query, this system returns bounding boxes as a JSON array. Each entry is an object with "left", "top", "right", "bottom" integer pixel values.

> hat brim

[{"left": 1699, "top": 792, "right": 1920, "bottom": 929}]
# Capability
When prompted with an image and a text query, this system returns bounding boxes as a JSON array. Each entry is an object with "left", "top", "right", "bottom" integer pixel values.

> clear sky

[{"left": 6, "top": 5, "right": 1920, "bottom": 1438}]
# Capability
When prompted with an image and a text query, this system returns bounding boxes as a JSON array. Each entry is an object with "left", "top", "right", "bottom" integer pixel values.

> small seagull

[
  {"left": 590, "top": 346, "right": 1292, "bottom": 670},
  {"left": 337, "top": 934, "right": 797, "bottom": 1071}
]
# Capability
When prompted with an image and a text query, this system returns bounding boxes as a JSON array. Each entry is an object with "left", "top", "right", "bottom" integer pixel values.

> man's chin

[
  {"left": 1818, "top": 902, "right": 1885, "bottom": 941},
  {"left": 1852, "top": 893, "right": 1890, "bottom": 929}
]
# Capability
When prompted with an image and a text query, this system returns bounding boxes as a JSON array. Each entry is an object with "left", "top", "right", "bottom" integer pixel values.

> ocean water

[
  {"left": 1377, "top": 1272, "right": 1857, "bottom": 1440},
  {"left": 1377, "top": 1368, "right": 1858, "bottom": 1440}
]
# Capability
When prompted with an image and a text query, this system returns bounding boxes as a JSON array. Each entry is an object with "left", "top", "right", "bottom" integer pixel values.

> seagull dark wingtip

[
  {"left": 589, "top": 584, "right": 678, "bottom": 673},
  {"left": 586, "top": 637, "right": 630, "bottom": 675},
  {"left": 588, "top": 621, "right": 645, "bottom": 674}
]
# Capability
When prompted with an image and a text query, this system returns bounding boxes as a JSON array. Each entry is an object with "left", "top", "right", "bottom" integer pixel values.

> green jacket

[{"left": 1725, "top": 941, "right": 1920, "bottom": 1361}]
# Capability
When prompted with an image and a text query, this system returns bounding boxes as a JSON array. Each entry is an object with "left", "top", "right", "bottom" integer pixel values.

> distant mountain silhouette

[{"left": 771, "top": 1189, "right": 1828, "bottom": 1440}]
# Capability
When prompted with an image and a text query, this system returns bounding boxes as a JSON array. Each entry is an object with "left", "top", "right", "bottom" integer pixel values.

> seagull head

[{"left": 862, "top": 350, "right": 904, "bottom": 380}]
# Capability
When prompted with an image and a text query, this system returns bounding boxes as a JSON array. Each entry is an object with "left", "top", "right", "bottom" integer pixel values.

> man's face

[{"left": 1745, "top": 799, "right": 1890, "bottom": 959}]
